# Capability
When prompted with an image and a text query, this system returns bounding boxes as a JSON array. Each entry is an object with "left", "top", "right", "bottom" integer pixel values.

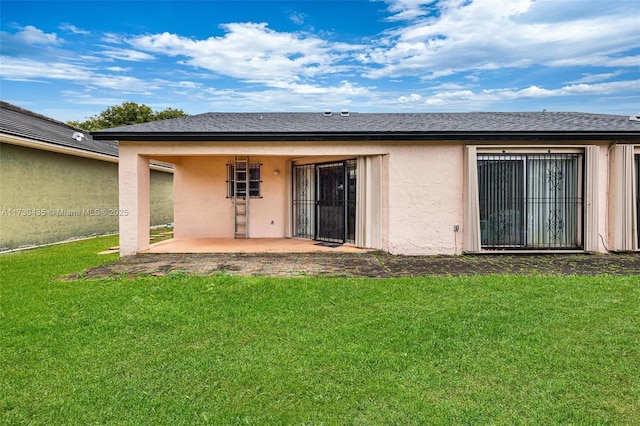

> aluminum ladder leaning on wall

[{"left": 233, "top": 156, "right": 249, "bottom": 238}]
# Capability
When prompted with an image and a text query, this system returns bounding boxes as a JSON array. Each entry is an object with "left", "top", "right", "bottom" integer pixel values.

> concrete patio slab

[
  {"left": 144, "top": 238, "right": 369, "bottom": 254},
  {"left": 78, "top": 251, "right": 640, "bottom": 279}
]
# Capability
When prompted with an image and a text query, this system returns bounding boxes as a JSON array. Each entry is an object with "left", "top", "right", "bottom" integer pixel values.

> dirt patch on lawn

[{"left": 74, "top": 251, "right": 640, "bottom": 279}]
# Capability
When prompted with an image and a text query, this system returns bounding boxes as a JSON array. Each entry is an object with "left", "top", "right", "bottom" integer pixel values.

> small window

[{"left": 227, "top": 163, "right": 261, "bottom": 198}]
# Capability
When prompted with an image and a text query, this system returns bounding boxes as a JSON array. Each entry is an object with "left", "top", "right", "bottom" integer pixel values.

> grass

[{"left": 1, "top": 237, "right": 638, "bottom": 425}]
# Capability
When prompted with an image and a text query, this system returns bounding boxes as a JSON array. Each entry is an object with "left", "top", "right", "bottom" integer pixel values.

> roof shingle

[
  {"left": 0, "top": 101, "right": 118, "bottom": 157},
  {"left": 91, "top": 111, "right": 640, "bottom": 142}
]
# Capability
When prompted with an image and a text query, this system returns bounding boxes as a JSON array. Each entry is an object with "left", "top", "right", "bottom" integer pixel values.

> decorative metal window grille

[
  {"left": 227, "top": 163, "right": 261, "bottom": 198},
  {"left": 477, "top": 153, "right": 583, "bottom": 250},
  {"left": 345, "top": 159, "right": 357, "bottom": 244},
  {"left": 293, "top": 164, "right": 315, "bottom": 239}
]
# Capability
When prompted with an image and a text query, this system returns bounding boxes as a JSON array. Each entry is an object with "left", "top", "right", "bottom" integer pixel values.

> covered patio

[
  {"left": 114, "top": 145, "right": 385, "bottom": 256},
  {"left": 144, "top": 237, "right": 370, "bottom": 253}
]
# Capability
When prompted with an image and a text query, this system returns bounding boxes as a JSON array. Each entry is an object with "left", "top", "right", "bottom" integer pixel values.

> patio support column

[{"left": 119, "top": 149, "right": 150, "bottom": 256}]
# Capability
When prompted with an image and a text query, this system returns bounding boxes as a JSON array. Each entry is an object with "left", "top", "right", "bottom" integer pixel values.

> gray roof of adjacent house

[
  {"left": 0, "top": 101, "right": 118, "bottom": 157},
  {"left": 92, "top": 111, "right": 640, "bottom": 142}
]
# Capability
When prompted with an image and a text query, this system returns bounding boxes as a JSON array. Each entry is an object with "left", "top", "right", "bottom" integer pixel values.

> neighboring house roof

[
  {"left": 92, "top": 111, "right": 640, "bottom": 142},
  {"left": 0, "top": 101, "right": 119, "bottom": 157}
]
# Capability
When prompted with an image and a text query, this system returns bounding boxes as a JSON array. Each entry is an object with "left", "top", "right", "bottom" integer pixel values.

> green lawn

[{"left": 1, "top": 237, "right": 638, "bottom": 425}]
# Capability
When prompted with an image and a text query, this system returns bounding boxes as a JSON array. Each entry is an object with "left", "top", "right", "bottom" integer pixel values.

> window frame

[
  {"left": 226, "top": 163, "right": 262, "bottom": 198},
  {"left": 477, "top": 152, "right": 584, "bottom": 250},
  {"left": 466, "top": 146, "right": 592, "bottom": 253}
]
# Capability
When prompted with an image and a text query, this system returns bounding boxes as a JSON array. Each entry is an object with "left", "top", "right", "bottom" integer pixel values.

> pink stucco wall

[
  {"left": 118, "top": 145, "right": 151, "bottom": 255},
  {"left": 162, "top": 143, "right": 465, "bottom": 256},
  {"left": 173, "top": 156, "right": 288, "bottom": 239},
  {"left": 173, "top": 157, "right": 230, "bottom": 238},
  {"left": 117, "top": 139, "right": 626, "bottom": 256},
  {"left": 118, "top": 141, "right": 393, "bottom": 255},
  {"left": 385, "top": 144, "right": 464, "bottom": 255}
]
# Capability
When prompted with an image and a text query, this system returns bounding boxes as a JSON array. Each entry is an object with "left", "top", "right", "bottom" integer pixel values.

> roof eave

[{"left": 91, "top": 131, "right": 640, "bottom": 142}]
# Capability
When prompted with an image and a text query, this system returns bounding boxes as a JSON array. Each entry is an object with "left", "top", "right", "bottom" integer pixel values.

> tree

[
  {"left": 153, "top": 108, "right": 189, "bottom": 121},
  {"left": 68, "top": 102, "right": 189, "bottom": 131}
]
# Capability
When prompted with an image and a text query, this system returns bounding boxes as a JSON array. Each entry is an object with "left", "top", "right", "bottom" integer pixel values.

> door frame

[{"left": 293, "top": 159, "right": 356, "bottom": 244}]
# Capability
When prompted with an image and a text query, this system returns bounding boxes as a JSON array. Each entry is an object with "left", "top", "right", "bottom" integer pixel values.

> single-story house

[
  {"left": 0, "top": 101, "right": 174, "bottom": 250},
  {"left": 91, "top": 110, "right": 640, "bottom": 256}
]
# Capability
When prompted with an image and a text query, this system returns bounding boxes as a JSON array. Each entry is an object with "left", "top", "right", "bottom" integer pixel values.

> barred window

[{"left": 227, "top": 163, "right": 261, "bottom": 198}]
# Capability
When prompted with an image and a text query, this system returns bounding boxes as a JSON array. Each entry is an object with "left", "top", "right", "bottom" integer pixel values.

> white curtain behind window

[
  {"left": 527, "top": 156, "right": 580, "bottom": 247},
  {"left": 612, "top": 145, "right": 637, "bottom": 251}
]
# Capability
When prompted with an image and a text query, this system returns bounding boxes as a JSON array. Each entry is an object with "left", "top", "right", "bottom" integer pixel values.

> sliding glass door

[{"left": 478, "top": 153, "right": 583, "bottom": 249}]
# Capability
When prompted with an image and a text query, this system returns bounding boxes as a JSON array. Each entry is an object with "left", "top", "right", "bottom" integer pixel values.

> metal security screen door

[{"left": 293, "top": 160, "right": 356, "bottom": 244}]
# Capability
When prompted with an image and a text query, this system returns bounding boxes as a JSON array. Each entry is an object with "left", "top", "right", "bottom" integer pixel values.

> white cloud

[
  {"left": 548, "top": 55, "right": 640, "bottom": 68},
  {"left": 59, "top": 24, "right": 90, "bottom": 35},
  {"left": 1, "top": 57, "right": 90, "bottom": 81},
  {"left": 566, "top": 71, "right": 625, "bottom": 85},
  {"left": 289, "top": 11, "right": 307, "bottom": 25},
  {"left": 266, "top": 79, "right": 373, "bottom": 96},
  {"left": 398, "top": 93, "right": 423, "bottom": 102},
  {"left": 191, "top": 85, "right": 367, "bottom": 112},
  {"left": 423, "top": 80, "right": 640, "bottom": 107},
  {"left": 59, "top": 91, "right": 126, "bottom": 106},
  {"left": 101, "top": 33, "right": 124, "bottom": 44},
  {"left": 0, "top": 57, "right": 162, "bottom": 93},
  {"left": 172, "top": 80, "right": 201, "bottom": 89},
  {"left": 3, "top": 25, "right": 61, "bottom": 46},
  {"left": 1, "top": 3, "right": 637, "bottom": 116},
  {"left": 382, "top": 0, "right": 438, "bottom": 21},
  {"left": 100, "top": 47, "right": 155, "bottom": 62},
  {"left": 128, "top": 23, "right": 361, "bottom": 83},
  {"left": 105, "top": 66, "right": 131, "bottom": 72},
  {"left": 364, "top": 0, "right": 640, "bottom": 79}
]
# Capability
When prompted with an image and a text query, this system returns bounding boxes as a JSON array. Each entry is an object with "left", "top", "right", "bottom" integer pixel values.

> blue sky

[{"left": 1, "top": 0, "right": 639, "bottom": 122}]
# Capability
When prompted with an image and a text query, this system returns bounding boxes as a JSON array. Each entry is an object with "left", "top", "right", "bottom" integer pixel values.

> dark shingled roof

[
  {"left": 0, "top": 101, "right": 118, "bottom": 157},
  {"left": 92, "top": 111, "right": 640, "bottom": 142}
]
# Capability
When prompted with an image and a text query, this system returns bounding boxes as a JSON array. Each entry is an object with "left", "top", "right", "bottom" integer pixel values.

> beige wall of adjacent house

[
  {"left": 0, "top": 142, "right": 173, "bottom": 250},
  {"left": 149, "top": 168, "right": 174, "bottom": 226}
]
